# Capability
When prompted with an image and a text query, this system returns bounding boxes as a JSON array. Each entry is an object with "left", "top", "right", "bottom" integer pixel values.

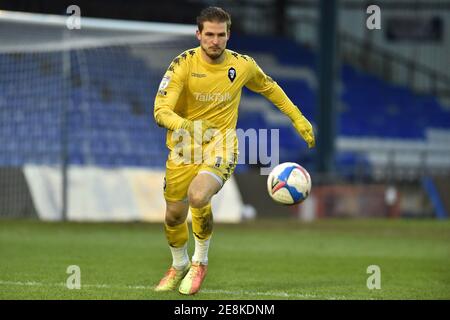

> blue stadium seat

[{"left": 0, "top": 38, "right": 448, "bottom": 168}]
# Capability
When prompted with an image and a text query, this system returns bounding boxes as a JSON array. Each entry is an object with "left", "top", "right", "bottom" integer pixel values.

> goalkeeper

[{"left": 153, "top": 6, "right": 315, "bottom": 295}]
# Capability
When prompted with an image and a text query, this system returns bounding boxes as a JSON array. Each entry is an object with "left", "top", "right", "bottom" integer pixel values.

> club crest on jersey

[{"left": 228, "top": 67, "right": 236, "bottom": 82}]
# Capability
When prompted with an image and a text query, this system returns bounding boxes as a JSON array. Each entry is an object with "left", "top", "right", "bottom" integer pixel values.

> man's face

[{"left": 196, "top": 21, "right": 229, "bottom": 61}]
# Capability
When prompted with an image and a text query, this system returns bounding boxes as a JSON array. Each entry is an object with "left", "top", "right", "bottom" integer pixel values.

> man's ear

[
  {"left": 196, "top": 30, "right": 201, "bottom": 41},
  {"left": 227, "top": 30, "right": 231, "bottom": 40}
]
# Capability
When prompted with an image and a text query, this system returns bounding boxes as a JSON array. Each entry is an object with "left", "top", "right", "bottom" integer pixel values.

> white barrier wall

[{"left": 24, "top": 165, "right": 243, "bottom": 222}]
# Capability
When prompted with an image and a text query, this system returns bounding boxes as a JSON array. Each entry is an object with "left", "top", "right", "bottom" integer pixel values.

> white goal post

[{"left": 0, "top": 10, "right": 244, "bottom": 222}]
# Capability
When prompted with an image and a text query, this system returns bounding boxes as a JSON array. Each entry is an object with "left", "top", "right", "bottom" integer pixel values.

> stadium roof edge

[{"left": 0, "top": 10, "right": 196, "bottom": 35}]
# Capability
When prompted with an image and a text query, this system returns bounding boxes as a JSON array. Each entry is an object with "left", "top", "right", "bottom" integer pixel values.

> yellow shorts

[{"left": 163, "top": 151, "right": 238, "bottom": 203}]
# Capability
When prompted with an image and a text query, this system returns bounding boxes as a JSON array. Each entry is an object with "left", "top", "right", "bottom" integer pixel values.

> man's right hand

[{"left": 181, "top": 119, "right": 218, "bottom": 145}]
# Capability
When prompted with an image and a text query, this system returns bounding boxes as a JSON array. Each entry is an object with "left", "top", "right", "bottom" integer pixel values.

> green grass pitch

[{"left": 0, "top": 218, "right": 449, "bottom": 300}]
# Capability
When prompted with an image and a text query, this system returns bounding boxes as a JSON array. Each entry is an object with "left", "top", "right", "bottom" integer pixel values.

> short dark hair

[{"left": 197, "top": 7, "right": 231, "bottom": 32}]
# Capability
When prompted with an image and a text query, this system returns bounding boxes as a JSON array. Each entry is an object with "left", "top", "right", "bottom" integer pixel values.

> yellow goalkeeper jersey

[{"left": 154, "top": 46, "right": 305, "bottom": 154}]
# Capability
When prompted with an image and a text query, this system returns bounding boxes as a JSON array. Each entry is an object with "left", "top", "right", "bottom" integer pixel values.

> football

[{"left": 267, "top": 162, "right": 311, "bottom": 205}]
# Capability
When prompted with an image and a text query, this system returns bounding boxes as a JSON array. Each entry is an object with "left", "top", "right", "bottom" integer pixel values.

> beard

[{"left": 201, "top": 44, "right": 225, "bottom": 60}]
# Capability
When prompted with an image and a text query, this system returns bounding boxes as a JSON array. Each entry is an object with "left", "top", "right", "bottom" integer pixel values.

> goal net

[{"left": 0, "top": 11, "right": 243, "bottom": 222}]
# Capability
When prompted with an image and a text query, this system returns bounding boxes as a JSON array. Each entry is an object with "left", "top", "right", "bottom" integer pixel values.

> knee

[
  {"left": 165, "top": 207, "right": 186, "bottom": 227},
  {"left": 188, "top": 189, "right": 210, "bottom": 208}
]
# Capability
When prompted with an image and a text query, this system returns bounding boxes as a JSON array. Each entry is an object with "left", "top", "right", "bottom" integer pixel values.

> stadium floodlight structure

[{"left": 0, "top": 11, "right": 243, "bottom": 222}]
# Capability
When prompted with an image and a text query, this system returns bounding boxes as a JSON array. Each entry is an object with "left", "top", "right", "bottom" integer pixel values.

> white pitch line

[
  {"left": 200, "top": 288, "right": 321, "bottom": 299},
  {"left": 0, "top": 280, "right": 346, "bottom": 299}
]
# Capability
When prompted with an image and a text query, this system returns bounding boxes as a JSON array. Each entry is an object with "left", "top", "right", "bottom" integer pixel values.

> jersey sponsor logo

[
  {"left": 194, "top": 92, "right": 232, "bottom": 102},
  {"left": 191, "top": 72, "right": 207, "bottom": 78},
  {"left": 228, "top": 67, "right": 236, "bottom": 82}
]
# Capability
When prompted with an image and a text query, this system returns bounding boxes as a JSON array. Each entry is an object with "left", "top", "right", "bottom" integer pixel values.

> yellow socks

[
  {"left": 191, "top": 203, "right": 213, "bottom": 241},
  {"left": 191, "top": 204, "right": 213, "bottom": 264},
  {"left": 164, "top": 221, "right": 189, "bottom": 247},
  {"left": 164, "top": 204, "right": 213, "bottom": 267},
  {"left": 165, "top": 221, "right": 190, "bottom": 269}
]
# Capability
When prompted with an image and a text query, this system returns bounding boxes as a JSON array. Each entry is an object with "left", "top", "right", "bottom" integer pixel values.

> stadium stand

[
  {"left": 0, "top": 47, "right": 167, "bottom": 167},
  {"left": 230, "top": 36, "right": 450, "bottom": 177},
  {"left": 1, "top": 36, "right": 449, "bottom": 178}
]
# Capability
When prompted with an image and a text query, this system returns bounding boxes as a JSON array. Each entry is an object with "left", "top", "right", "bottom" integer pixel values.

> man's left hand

[{"left": 293, "top": 115, "right": 315, "bottom": 148}]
